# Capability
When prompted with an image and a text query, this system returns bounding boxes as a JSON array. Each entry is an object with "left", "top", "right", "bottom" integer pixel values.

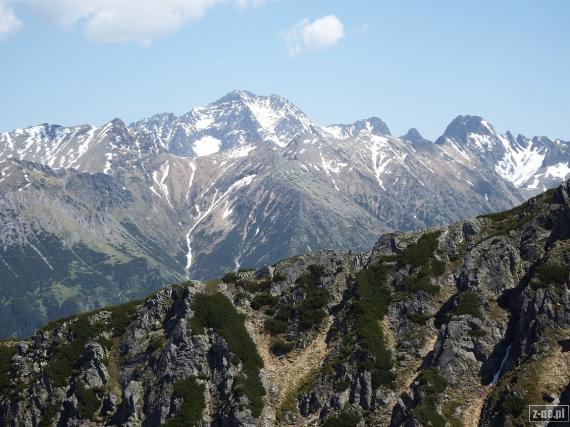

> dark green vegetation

[
  {"left": 402, "top": 274, "right": 440, "bottom": 296},
  {"left": 535, "top": 263, "right": 569, "bottom": 288},
  {"left": 38, "top": 404, "right": 59, "bottom": 427},
  {"left": 353, "top": 262, "right": 394, "bottom": 387},
  {"left": 453, "top": 292, "right": 483, "bottom": 319},
  {"left": 163, "top": 377, "right": 205, "bottom": 427},
  {"left": 222, "top": 272, "right": 239, "bottom": 283},
  {"left": 407, "top": 313, "right": 432, "bottom": 324},
  {"left": 76, "top": 385, "right": 102, "bottom": 419},
  {"left": 467, "top": 327, "right": 487, "bottom": 337},
  {"left": 270, "top": 337, "right": 294, "bottom": 356},
  {"left": 398, "top": 231, "right": 444, "bottom": 296},
  {"left": 502, "top": 393, "right": 526, "bottom": 417},
  {"left": 333, "top": 379, "right": 349, "bottom": 392},
  {"left": 190, "top": 293, "right": 265, "bottom": 417},
  {"left": 43, "top": 301, "right": 140, "bottom": 387},
  {"left": 250, "top": 293, "right": 277, "bottom": 310},
  {"left": 0, "top": 345, "right": 17, "bottom": 396},
  {"left": 322, "top": 411, "right": 362, "bottom": 427},
  {"left": 259, "top": 264, "right": 329, "bottom": 342},
  {"left": 146, "top": 335, "right": 166, "bottom": 353},
  {"left": 295, "top": 265, "right": 330, "bottom": 330},
  {"left": 413, "top": 369, "right": 448, "bottom": 427},
  {"left": 264, "top": 318, "right": 287, "bottom": 335}
]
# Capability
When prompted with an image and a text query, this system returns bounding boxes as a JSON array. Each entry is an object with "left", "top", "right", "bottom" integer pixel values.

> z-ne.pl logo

[{"left": 529, "top": 405, "right": 569, "bottom": 423}]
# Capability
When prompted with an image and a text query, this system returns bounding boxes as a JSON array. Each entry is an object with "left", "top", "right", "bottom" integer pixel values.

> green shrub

[
  {"left": 234, "top": 292, "right": 248, "bottom": 304},
  {"left": 407, "top": 313, "right": 432, "bottom": 324},
  {"left": 190, "top": 293, "right": 265, "bottom": 417},
  {"left": 412, "top": 368, "right": 448, "bottom": 425},
  {"left": 323, "top": 411, "right": 362, "bottom": 427},
  {"left": 453, "top": 292, "right": 483, "bottom": 319},
  {"left": 298, "top": 308, "right": 327, "bottom": 329},
  {"left": 417, "top": 368, "right": 447, "bottom": 396},
  {"left": 399, "top": 231, "right": 442, "bottom": 269},
  {"left": 264, "top": 318, "right": 287, "bottom": 336},
  {"left": 222, "top": 272, "right": 238, "bottom": 283},
  {"left": 251, "top": 293, "right": 277, "bottom": 310},
  {"left": 467, "top": 328, "right": 487, "bottom": 337},
  {"left": 503, "top": 393, "right": 525, "bottom": 416},
  {"left": 76, "top": 385, "right": 101, "bottom": 419},
  {"left": 308, "top": 264, "right": 325, "bottom": 277},
  {"left": 414, "top": 404, "right": 446, "bottom": 427},
  {"left": 275, "top": 305, "right": 295, "bottom": 321},
  {"left": 536, "top": 263, "right": 569, "bottom": 286},
  {"left": 38, "top": 404, "right": 59, "bottom": 427},
  {"left": 295, "top": 264, "right": 325, "bottom": 287},
  {"left": 302, "top": 288, "right": 329, "bottom": 310},
  {"left": 0, "top": 345, "right": 17, "bottom": 396},
  {"left": 333, "top": 379, "right": 350, "bottom": 392},
  {"left": 430, "top": 259, "right": 446, "bottom": 276},
  {"left": 294, "top": 265, "right": 330, "bottom": 330},
  {"left": 272, "top": 271, "right": 286, "bottom": 282},
  {"left": 353, "top": 263, "right": 394, "bottom": 387},
  {"left": 43, "top": 316, "right": 97, "bottom": 387},
  {"left": 403, "top": 274, "right": 440, "bottom": 296},
  {"left": 398, "top": 232, "right": 445, "bottom": 297},
  {"left": 163, "top": 377, "right": 205, "bottom": 427},
  {"left": 147, "top": 335, "right": 165, "bottom": 353},
  {"left": 270, "top": 338, "right": 294, "bottom": 356},
  {"left": 43, "top": 301, "right": 140, "bottom": 387}
]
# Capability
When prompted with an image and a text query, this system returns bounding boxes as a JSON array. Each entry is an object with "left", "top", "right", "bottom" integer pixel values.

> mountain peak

[
  {"left": 326, "top": 116, "right": 391, "bottom": 139},
  {"left": 401, "top": 128, "right": 431, "bottom": 144},
  {"left": 220, "top": 89, "right": 258, "bottom": 102},
  {"left": 109, "top": 117, "right": 127, "bottom": 128},
  {"left": 436, "top": 115, "right": 496, "bottom": 144}
]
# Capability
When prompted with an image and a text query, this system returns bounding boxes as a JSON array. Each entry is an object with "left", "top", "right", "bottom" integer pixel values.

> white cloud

[
  {"left": 235, "top": 0, "right": 267, "bottom": 8},
  {"left": 285, "top": 15, "right": 345, "bottom": 56},
  {"left": 19, "top": 0, "right": 265, "bottom": 44},
  {"left": 0, "top": 0, "right": 21, "bottom": 40}
]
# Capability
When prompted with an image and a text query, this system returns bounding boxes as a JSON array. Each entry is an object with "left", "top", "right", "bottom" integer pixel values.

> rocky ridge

[{"left": 1, "top": 180, "right": 570, "bottom": 426}]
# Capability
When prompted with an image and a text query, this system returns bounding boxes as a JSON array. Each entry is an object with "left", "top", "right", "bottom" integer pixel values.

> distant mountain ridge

[{"left": 0, "top": 90, "right": 569, "bottom": 337}]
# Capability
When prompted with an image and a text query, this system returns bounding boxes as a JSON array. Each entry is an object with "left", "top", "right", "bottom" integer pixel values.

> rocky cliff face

[{"left": 1, "top": 181, "right": 570, "bottom": 427}]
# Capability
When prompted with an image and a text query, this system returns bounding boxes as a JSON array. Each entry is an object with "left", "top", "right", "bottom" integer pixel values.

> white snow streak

[{"left": 185, "top": 174, "right": 257, "bottom": 274}]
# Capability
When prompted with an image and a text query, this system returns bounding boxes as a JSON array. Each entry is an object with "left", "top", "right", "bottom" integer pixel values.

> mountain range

[
  {"left": 0, "top": 89, "right": 569, "bottom": 337},
  {"left": 1, "top": 180, "right": 569, "bottom": 426}
]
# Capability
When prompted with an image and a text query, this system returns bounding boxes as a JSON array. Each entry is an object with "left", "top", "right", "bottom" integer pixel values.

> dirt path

[
  {"left": 462, "top": 386, "right": 489, "bottom": 427},
  {"left": 255, "top": 317, "right": 333, "bottom": 426}
]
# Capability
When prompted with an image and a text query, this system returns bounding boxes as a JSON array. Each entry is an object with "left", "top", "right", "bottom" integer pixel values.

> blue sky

[{"left": 0, "top": 0, "right": 569, "bottom": 140}]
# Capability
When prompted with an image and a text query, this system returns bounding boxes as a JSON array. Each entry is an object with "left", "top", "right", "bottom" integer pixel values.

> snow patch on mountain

[
  {"left": 192, "top": 136, "right": 221, "bottom": 157},
  {"left": 545, "top": 162, "right": 570, "bottom": 179},
  {"left": 495, "top": 136, "right": 545, "bottom": 186}
]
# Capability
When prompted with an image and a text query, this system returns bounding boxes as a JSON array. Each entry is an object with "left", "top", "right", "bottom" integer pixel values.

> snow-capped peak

[
  {"left": 437, "top": 115, "right": 497, "bottom": 143},
  {"left": 323, "top": 117, "right": 391, "bottom": 139}
]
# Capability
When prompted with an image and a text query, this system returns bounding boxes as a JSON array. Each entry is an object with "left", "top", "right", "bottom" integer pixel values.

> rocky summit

[
  {"left": 1, "top": 180, "right": 570, "bottom": 426},
  {"left": 1, "top": 91, "right": 570, "bottom": 338}
]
